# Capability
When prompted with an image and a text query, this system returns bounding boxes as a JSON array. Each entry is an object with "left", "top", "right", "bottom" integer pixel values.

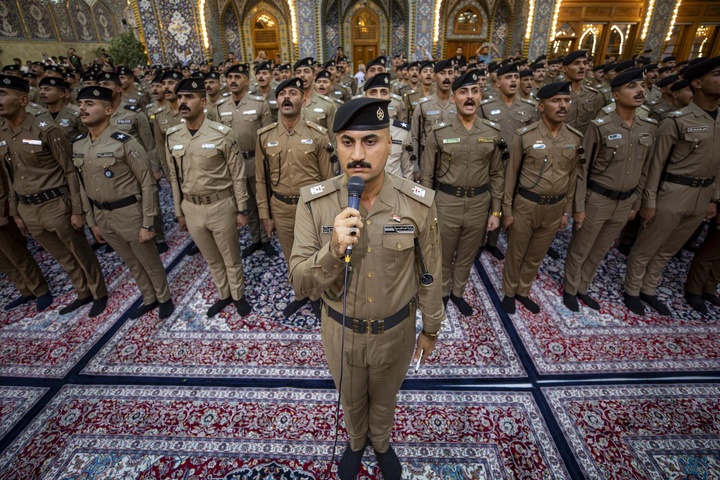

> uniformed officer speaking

[
  {"left": 166, "top": 78, "right": 252, "bottom": 318},
  {"left": 289, "top": 98, "right": 444, "bottom": 477}
]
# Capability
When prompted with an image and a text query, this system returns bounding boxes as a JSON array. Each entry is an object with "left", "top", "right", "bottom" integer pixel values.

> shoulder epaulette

[
  {"left": 391, "top": 93, "right": 403, "bottom": 102},
  {"left": 586, "top": 86, "right": 600, "bottom": 94},
  {"left": 668, "top": 109, "right": 688, "bottom": 118},
  {"left": 165, "top": 124, "right": 184, "bottom": 136},
  {"left": 591, "top": 117, "right": 607, "bottom": 126},
  {"left": 351, "top": 94, "right": 363, "bottom": 100},
  {"left": 209, "top": 122, "right": 231, "bottom": 135},
  {"left": 602, "top": 104, "right": 615, "bottom": 114},
  {"left": 646, "top": 100, "right": 659, "bottom": 106},
  {"left": 639, "top": 105, "right": 651, "bottom": 114},
  {"left": 257, "top": 122, "right": 277, "bottom": 136},
  {"left": 248, "top": 94, "right": 265, "bottom": 102},
  {"left": 111, "top": 131, "right": 132, "bottom": 142},
  {"left": 72, "top": 132, "right": 88, "bottom": 143},
  {"left": 520, "top": 98, "right": 536, "bottom": 106},
  {"left": 305, "top": 120, "right": 327, "bottom": 135},
  {"left": 36, "top": 118, "right": 52, "bottom": 130},
  {"left": 480, "top": 98, "right": 494, "bottom": 105},
  {"left": 300, "top": 177, "right": 339, "bottom": 203},
  {"left": 640, "top": 115, "right": 658, "bottom": 125},
  {"left": 392, "top": 119, "right": 410, "bottom": 131},
  {"left": 222, "top": 92, "right": 231, "bottom": 97},
  {"left": 418, "top": 97, "right": 430, "bottom": 104},
  {"left": 318, "top": 94, "right": 334, "bottom": 103},
  {"left": 481, "top": 118, "right": 500, "bottom": 130},
  {"left": 146, "top": 102, "right": 156, "bottom": 110},
  {"left": 517, "top": 123, "right": 539, "bottom": 135},
  {"left": 403, "top": 90, "right": 416, "bottom": 98},
  {"left": 432, "top": 122, "right": 449, "bottom": 131},
  {"left": 566, "top": 125, "right": 584, "bottom": 137},
  {"left": 332, "top": 97, "right": 343, "bottom": 105},
  {"left": 393, "top": 177, "right": 435, "bottom": 207},
  {"left": 124, "top": 104, "right": 140, "bottom": 112},
  {"left": 215, "top": 97, "right": 230, "bottom": 106}
]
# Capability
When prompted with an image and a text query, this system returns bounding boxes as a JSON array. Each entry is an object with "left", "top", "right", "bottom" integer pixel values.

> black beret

[
  {"left": 475, "top": 69, "right": 487, "bottom": 76},
  {"left": 658, "top": 74, "right": 679, "bottom": 88},
  {"left": 116, "top": 66, "right": 133, "bottom": 76},
  {"left": 452, "top": 69, "right": 482, "bottom": 91},
  {"left": 323, "top": 60, "right": 336, "bottom": 69},
  {"left": 592, "top": 64, "right": 605, "bottom": 72},
  {"left": 255, "top": 61, "right": 272, "bottom": 72},
  {"left": 487, "top": 62, "right": 499, "bottom": 73},
  {"left": 397, "top": 63, "right": 408, "bottom": 70},
  {"left": 293, "top": 57, "right": 314, "bottom": 70},
  {"left": 610, "top": 68, "right": 645, "bottom": 88},
  {"left": 536, "top": 81, "right": 571, "bottom": 99},
  {"left": 204, "top": 71, "right": 221, "bottom": 80},
  {"left": 408, "top": 61, "right": 422, "bottom": 70},
  {"left": 181, "top": 65, "right": 190, "bottom": 70},
  {"left": 497, "top": 62, "right": 519, "bottom": 76},
  {"left": 279, "top": 63, "right": 291, "bottom": 71},
  {"left": 658, "top": 66, "right": 673, "bottom": 75},
  {"left": 603, "top": 63, "right": 617, "bottom": 73},
  {"left": 160, "top": 70, "right": 182, "bottom": 82},
  {"left": 366, "top": 56, "right": 387, "bottom": 70},
  {"left": 336, "top": 56, "right": 348, "bottom": 62},
  {"left": 434, "top": 59, "right": 451, "bottom": 72},
  {"left": 151, "top": 64, "right": 163, "bottom": 70},
  {"left": 683, "top": 56, "right": 720, "bottom": 82},
  {"left": 419, "top": 60, "right": 435, "bottom": 71},
  {"left": 97, "top": 72, "right": 121, "bottom": 85},
  {"left": 38, "top": 77, "right": 68, "bottom": 89},
  {"left": 175, "top": 77, "right": 205, "bottom": 93},
  {"left": 530, "top": 62, "right": 545, "bottom": 70},
  {"left": 0, "top": 75, "right": 28, "bottom": 92},
  {"left": 32, "top": 61, "right": 44, "bottom": 67},
  {"left": 670, "top": 79, "right": 690, "bottom": 92},
  {"left": 172, "top": 62, "right": 183, "bottom": 69},
  {"left": 535, "top": 54, "right": 547, "bottom": 62},
  {"left": 2, "top": 65, "right": 20, "bottom": 72},
  {"left": 689, "top": 57, "right": 705, "bottom": 66},
  {"left": 44, "top": 65, "right": 63, "bottom": 74},
  {"left": 275, "top": 77, "right": 304, "bottom": 97},
  {"left": 547, "top": 58, "right": 562, "bottom": 66},
  {"left": 315, "top": 69, "right": 332, "bottom": 81},
  {"left": 562, "top": 50, "right": 588, "bottom": 65},
  {"left": 23, "top": 72, "right": 37, "bottom": 79},
  {"left": 520, "top": 68, "right": 533, "bottom": 78},
  {"left": 151, "top": 73, "right": 163, "bottom": 84},
  {"left": 676, "top": 60, "right": 689, "bottom": 67},
  {"left": 77, "top": 86, "right": 113, "bottom": 103},
  {"left": 333, "top": 97, "right": 390, "bottom": 133},
  {"left": 363, "top": 72, "right": 391, "bottom": 91},
  {"left": 81, "top": 73, "right": 96, "bottom": 82},
  {"left": 662, "top": 56, "right": 676, "bottom": 63},
  {"left": 200, "top": 60, "right": 209, "bottom": 66},
  {"left": 613, "top": 60, "right": 636, "bottom": 74},
  {"left": 226, "top": 63, "right": 249, "bottom": 75},
  {"left": 644, "top": 63, "right": 658, "bottom": 72}
]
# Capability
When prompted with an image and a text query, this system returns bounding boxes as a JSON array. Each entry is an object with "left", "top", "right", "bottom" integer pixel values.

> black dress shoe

[
  {"left": 577, "top": 293, "right": 601, "bottom": 311},
  {"left": 516, "top": 295, "right": 540, "bottom": 314},
  {"left": 485, "top": 244, "right": 505, "bottom": 260},
  {"left": 338, "top": 443, "right": 365, "bottom": 480},
  {"left": 234, "top": 297, "right": 252, "bottom": 316},
  {"left": 376, "top": 444, "right": 402, "bottom": 480},
  {"left": 187, "top": 242, "right": 201, "bottom": 256},
  {"left": 129, "top": 301, "right": 159, "bottom": 319},
  {"left": 502, "top": 295, "right": 516, "bottom": 314},
  {"left": 562, "top": 292, "right": 579, "bottom": 312},
  {"left": 618, "top": 243, "right": 632, "bottom": 256},
  {"left": 156, "top": 241, "right": 169, "bottom": 254},
  {"left": 450, "top": 294, "right": 473, "bottom": 316},
  {"left": 35, "top": 292, "right": 53, "bottom": 312},
  {"left": 282, "top": 298, "right": 309, "bottom": 318},
  {"left": 640, "top": 293, "right": 672, "bottom": 316},
  {"left": 59, "top": 296, "right": 93, "bottom": 315},
  {"left": 207, "top": 297, "right": 233, "bottom": 317},
  {"left": 685, "top": 292, "right": 708, "bottom": 314},
  {"left": 262, "top": 241, "right": 277, "bottom": 257},
  {"left": 4, "top": 295, "right": 35, "bottom": 311},
  {"left": 623, "top": 294, "right": 645, "bottom": 316},
  {"left": 546, "top": 247, "right": 560, "bottom": 259},
  {"left": 703, "top": 292, "right": 720, "bottom": 307},
  {"left": 89, "top": 296, "right": 108, "bottom": 318},
  {"left": 242, "top": 241, "right": 262, "bottom": 258},
  {"left": 158, "top": 299, "right": 175, "bottom": 319}
]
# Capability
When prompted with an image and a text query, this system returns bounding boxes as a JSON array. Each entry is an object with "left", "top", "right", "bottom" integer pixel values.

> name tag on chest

[
  {"left": 687, "top": 126, "right": 708, "bottom": 132},
  {"left": 220, "top": 112, "right": 233, "bottom": 117},
  {"left": 313, "top": 108, "right": 324, "bottom": 113},
  {"left": 301, "top": 139, "right": 313, "bottom": 144},
  {"left": 172, "top": 145, "right": 183, "bottom": 151},
  {"left": 392, "top": 139, "right": 403, "bottom": 145},
  {"left": 443, "top": 138, "right": 461, "bottom": 144},
  {"left": 117, "top": 119, "right": 132, "bottom": 125},
  {"left": 202, "top": 144, "right": 215, "bottom": 149},
  {"left": 322, "top": 226, "right": 334, "bottom": 234},
  {"left": 22, "top": 139, "right": 42, "bottom": 146},
  {"left": 96, "top": 152, "right": 113, "bottom": 158},
  {"left": 427, "top": 110, "right": 440, "bottom": 115},
  {"left": 490, "top": 109, "right": 502, "bottom": 115},
  {"left": 243, "top": 110, "right": 256, "bottom": 115},
  {"left": 384, "top": 225, "right": 415, "bottom": 234}
]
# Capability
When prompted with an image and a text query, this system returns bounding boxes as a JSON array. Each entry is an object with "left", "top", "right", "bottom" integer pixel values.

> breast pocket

[
  {"left": 524, "top": 149, "right": 547, "bottom": 169},
  {"left": 513, "top": 111, "right": 534, "bottom": 125},
  {"left": 21, "top": 143, "right": 49, "bottom": 167},
  {"left": 195, "top": 148, "right": 218, "bottom": 168},
  {"left": 382, "top": 233, "right": 415, "bottom": 275},
  {"left": 682, "top": 131, "right": 707, "bottom": 156},
  {"left": 557, "top": 148, "right": 577, "bottom": 174}
]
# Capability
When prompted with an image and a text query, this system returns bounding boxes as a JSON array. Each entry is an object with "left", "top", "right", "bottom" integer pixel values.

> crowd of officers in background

[{"left": 0, "top": 48, "right": 718, "bottom": 322}]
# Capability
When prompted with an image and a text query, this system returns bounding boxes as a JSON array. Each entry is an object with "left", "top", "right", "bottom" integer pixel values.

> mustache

[
  {"left": 282, "top": 100, "right": 293, "bottom": 107},
  {"left": 347, "top": 161, "right": 372, "bottom": 169},
  {"left": 557, "top": 109, "right": 567, "bottom": 115},
  {"left": 164, "top": 89, "right": 173, "bottom": 95},
  {"left": 179, "top": 105, "right": 190, "bottom": 111}
]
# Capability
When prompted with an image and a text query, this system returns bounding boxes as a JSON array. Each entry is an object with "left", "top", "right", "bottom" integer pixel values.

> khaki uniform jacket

[
  {"left": 289, "top": 173, "right": 444, "bottom": 332},
  {"left": 51, "top": 104, "right": 85, "bottom": 140},
  {"left": 411, "top": 94, "right": 457, "bottom": 158},
  {"left": 0, "top": 112, "right": 81, "bottom": 217},
  {"left": 388, "top": 94, "right": 408, "bottom": 123},
  {"left": 645, "top": 85, "right": 662, "bottom": 105},
  {"left": 421, "top": 115, "right": 505, "bottom": 212},
  {"left": 389, "top": 119, "right": 415, "bottom": 180},
  {"left": 328, "top": 84, "right": 351, "bottom": 103},
  {"left": 503, "top": 120, "right": 584, "bottom": 216},
  {"left": 110, "top": 102, "right": 154, "bottom": 153},
  {"left": 479, "top": 95, "right": 538, "bottom": 144},
  {"left": 165, "top": 118, "right": 248, "bottom": 218},
  {"left": 647, "top": 98, "right": 673, "bottom": 123},
  {"left": 575, "top": 111, "right": 658, "bottom": 213},
  {"left": 72, "top": 128, "right": 157, "bottom": 227},
  {"left": 123, "top": 87, "right": 149, "bottom": 111},
  {"left": 255, "top": 119, "right": 333, "bottom": 219},
  {"left": 643, "top": 102, "right": 720, "bottom": 209},
  {"left": 339, "top": 74, "right": 358, "bottom": 96},
  {"left": 248, "top": 87, "right": 279, "bottom": 122},
  {"left": 206, "top": 96, "right": 229, "bottom": 123},
  {"left": 216, "top": 93, "right": 272, "bottom": 154},
  {"left": 404, "top": 86, "right": 436, "bottom": 117},
  {"left": 300, "top": 93, "right": 337, "bottom": 138},
  {"left": 567, "top": 84, "right": 605, "bottom": 134},
  {"left": 152, "top": 104, "right": 183, "bottom": 172}
]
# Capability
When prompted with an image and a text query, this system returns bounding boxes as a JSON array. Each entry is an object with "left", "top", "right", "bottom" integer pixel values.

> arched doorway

[
  {"left": 251, "top": 10, "right": 280, "bottom": 62},
  {"left": 446, "top": 5, "right": 485, "bottom": 61},
  {"left": 351, "top": 8, "right": 379, "bottom": 68}
]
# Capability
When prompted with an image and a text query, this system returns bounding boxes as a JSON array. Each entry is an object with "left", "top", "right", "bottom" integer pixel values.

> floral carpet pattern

[{"left": 0, "top": 387, "right": 47, "bottom": 439}]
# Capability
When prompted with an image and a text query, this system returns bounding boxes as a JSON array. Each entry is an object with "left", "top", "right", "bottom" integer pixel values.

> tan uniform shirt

[
  {"left": 50, "top": 103, "right": 85, "bottom": 140},
  {"left": 645, "top": 85, "right": 662, "bottom": 105},
  {"left": 300, "top": 93, "right": 337, "bottom": 139},
  {"left": 421, "top": 115, "right": 505, "bottom": 211},
  {"left": 289, "top": 173, "right": 444, "bottom": 332},
  {"left": 503, "top": 121, "right": 584, "bottom": 216},
  {"left": 248, "top": 87, "right": 279, "bottom": 122},
  {"left": 0, "top": 112, "right": 81, "bottom": 216},
  {"left": 388, "top": 119, "right": 415, "bottom": 180},
  {"left": 643, "top": 102, "right": 720, "bottom": 209},
  {"left": 411, "top": 94, "right": 457, "bottom": 156},
  {"left": 647, "top": 98, "right": 673, "bottom": 123},
  {"left": 72, "top": 128, "right": 157, "bottom": 227},
  {"left": 110, "top": 102, "right": 154, "bottom": 153},
  {"left": 388, "top": 94, "right": 408, "bottom": 123},
  {"left": 153, "top": 104, "right": 183, "bottom": 171},
  {"left": 404, "top": 86, "right": 436, "bottom": 118},
  {"left": 123, "top": 86, "right": 149, "bottom": 111},
  {"left": 206, "top": 96, "right": 229, "bottom": 123},
  {"left": 479, "top": 95, "right": 538, "bottom": 144},
  {"left": 216, "top": 93, "right": 272, "bottom": 154},
  {"left": 567, "top": 84, "right": 605, "bottom": 134},
  {"left": 165, "top": 118, "right": 248, "bottom": 218},
  {"left": 575, "top": 111, "right": 658, "bottom": 213},
  {"left": 339, "top": 74, "right": 358, "bottom": 96},
  {"left": 328, "top": 83, "right": 351, "bottom": 103}
]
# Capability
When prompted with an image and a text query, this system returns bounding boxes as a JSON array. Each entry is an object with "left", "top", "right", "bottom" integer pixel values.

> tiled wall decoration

[
  {"left": 222, "top": 2, "right": 243, "bottom": 60},
  {"left": 156, "top": 0, "right": 203, "bottom": 63},
  {"left": 491, "top": 0, "right": 511, "bottom": 56},
  {"left": 324, "top": 0, "right": 340, "bottom": 60},
  {"left": 93, "top": 1, "right": 119, "bottom": 44},
  {"left": 50, "top": 1, "right": 77, "bottom": 42},
  {"left": 23, "top": 0, "right": 55, "bottom": 42},
  {"left": 68, "top": 0, "right": 99, "bottom": 43},
  {"left": 391, "top": 0, "right": 406, "bottom": 56},
  {"left": 0, "top": 0, "right": 25, "bottom": 41},
  {"left": 644, "top": 0, "right": 675, "bottom": 59},
  {"left": 296, "top": 0, "right": 318, "bottom": 58},
  {"left": 527, "top": 0, "right": 557, "bottom": 61}
]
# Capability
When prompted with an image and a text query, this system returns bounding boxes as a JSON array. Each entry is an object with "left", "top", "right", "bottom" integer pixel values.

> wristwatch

[
  {"left": 421, "top": 329, "right": 440, "bottom": 340},
  {"left": 141, "top": 225, "right": 155, "bottom": 231}
]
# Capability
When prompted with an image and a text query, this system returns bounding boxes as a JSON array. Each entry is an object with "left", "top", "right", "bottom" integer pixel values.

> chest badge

[
  {"left": 267, "top": 141, "right": 279, "bottom": 147},
  {"left": 392, "top": 214, "right": 402, "bottom": 223},
  {"left": 103, "top": 165, "right": 113, "bottom": 178},
  {"left": 412, "top": 186, "right": 426, "bottom": 198},
  {"left": 490, "top": 109, "right": 501, "bottom": 115},
  {"left": 301, "top": 139, "right": 313, "bottom": 144},
  {"left": 532, "top": 143, "right": 546, "bottom": 149},
  {"left": 608, "top": 133, "right": 622, "bottom": 140},
  {"left": 310, "top": 185, "right": 325, "bottom": 195}
]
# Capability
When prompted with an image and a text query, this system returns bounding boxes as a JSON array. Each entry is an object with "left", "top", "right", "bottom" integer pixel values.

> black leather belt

[
  {"left": 587, "top": 180, "right": 635, "bottom": 201},
  {"left": 273, "top": 192, "right": 300, "bottom": 205},
  {"left": 663, "top": 173, "right": 715, "bottom": 188},
  {"left": 17, "top": 187, "right": 66, "bottom": 205},
  {"left": 438, "top": 182, "right": 489, "bottom": 198},
  {"left": 89, "top": 195, "right": 137, "bottom": 211},
  {"left": 517, "top": 187, "right": 566, "bottom": 205},
  {"left": 241, "top": 150, "right": 256, "bottom": 160},
  {"left": 326, "top": 304, "right": 410, "bottom": 334}
]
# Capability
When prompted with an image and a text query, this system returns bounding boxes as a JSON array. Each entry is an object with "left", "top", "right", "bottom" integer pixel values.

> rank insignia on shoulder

[
  {"left": 412, "top": 185, "right": 426, "bottom": 197},
  {"left": 310, "top": 185, "right": 325, "bottom": 195},
  {"left": 111, "top": 132, "right": 130, "bottom": 142}
]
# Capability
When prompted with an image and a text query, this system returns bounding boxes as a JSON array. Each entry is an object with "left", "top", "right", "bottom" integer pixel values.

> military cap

[
  {"left": 97, "top": 71, "right": 121, "bottom": 85},
  {"left": 116, "top": 66, "right": 133, "bottom": 76},
  {"left": 275, "top": 77, "right": 304, "bottom": 97},
  {"left": 610, "top": 68, "right": 645, "bottom": 88},
  {"left": 474, "top": 69, "right": 487, "bottom": 76},
  {"left": 499, "top": 58, "right": 513, "bottom": 66},
  {"left": 452, "top": 69, "right": 482, "bottom": 91},
  {"left": 160, "top": 70, "right": 182, "bottom": 82},
  {"left": 519, "top": 68, "right": 534, "bottom": 78},
  {"left": 366, "top": 56, "right": 388, "bottom": 70},
  {"left": 517, "top": 59, "right": 529, "bottom": 67},
  {"left": 38, "top": 77, "right": 68, "bottom": 89},
  {"left": 670, "top": 79, "right": 690, "bottom": 92},
  {"left": 434, "top": 59, "right": 452, "bottom": 72},
  {"left": 151, "top": 64, "right": 163, "bottom": 70},
  {"left": 530, "top": 62, "right": 545, "bottom": 70},
  {"left": 657, "top": 74, "right": 679, "bottom": 88},
  {"left": 644, "top": 63, "right": 658, "bottom": 72},
  {"left": 172, "top": 62, "right": 183, "bottom": 69},
  {"left": 536, "top": 81, "right": 571, "bottom": 99},
  {"left": 323, "top": 60, "right": 336, "bottom": 69},
  {"left": 151, "top": 73, "right": 163, "bottom": 84},
  {"left": 363, "top": 72, "right": 391, "bottom": 91},
  {"left": 497, "top": 62, "right": 519, "bottom": 76},
  {"left": 562, "top": 50, "right": 588, "bottom": 65},
  {"left": 676, "top": 60, "right": 689, "bottom": 67},
  {"left": 603, "top": 63, "right": 617, "bottom": 73},
  {"left": 255, "top": 61, "right": 272, "bottom": 73},
  {"left": 678, "top": 65, "right": 690, "bottom": 77},
  {"left": 81, "top": 73, "right": 96, "bottom": 82},
  {"left": 44, "top": 65, "right": 63, "bottom": 74},
  {"left": 279, "top": 63, "right": 291, "bottom": 71},
  {"left": 23, "top": 72, "right": 37, "bottom": 79},
  {"left": 0, "top": 75, "right": 28, "bottom": 92},
  {"left": 592, "top": 64, "right": 605, "bottom": 72},
  {"left": 488, "top": 62, "right": 499, "bottom": 73},
  {"left": 658, "top": 66, "right": 672, "bottom": 74},
  {"left": 337, "top": 55, "right": 348, "bottom": 63},
  {"left": 2, "top": 65, "right": 20, "bottom": 72},
  {"left": 175, "top": 77, "right": 205, "bottom": 93},
  {"left": 225, "top": 63, "right": 249, "bottom": 76},
  {"left": 408, "top": 61, "right": 422, "bottom": 70},
  {"left": 613, "top": 60, "right": 636, "bottom": 74},
  {"left": 535, "top": 54, "right": 547, "bottom": 63},
  {"left": 683, "top": 56, "right": 720, "bottom": 82},
  {"left": 204, "top": 71, "right": 221, "bottom": 80},
  {"left": 77, "top": 86, "right": 113, "bottom": 103},
  {"left": 332, "top": 97, "right": 390, "bottom": 133},
  {"left": 32, "top": 61, "right": 44, "bottom": 67},
  {"left": 688, "top": 57, "right": 705, "bottom": 66},
  {"left": 397, "top": 63, "right": 408, "bottom": 71},
  {"left": 315, "top": 69, "right": 332, "bottom": 81},
  {"left": 293, "top": 57, "right": 314, "bottom": 71},
  {"left": 547, "top": 58, "right": 562, "bottom": 66},
  {"left": 662, "top": 56, "right": 676, "bottom": 63}
]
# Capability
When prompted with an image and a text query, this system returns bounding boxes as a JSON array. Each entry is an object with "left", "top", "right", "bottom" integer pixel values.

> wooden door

[
  {"left": 251, "top": 11, "right": 280, "bottom": 62},
  {"left": 446, "top": 41, "right": 484, "bottom": 61},
  {"left": 351, "top": 8, "right": 378, "bottom": 67}
]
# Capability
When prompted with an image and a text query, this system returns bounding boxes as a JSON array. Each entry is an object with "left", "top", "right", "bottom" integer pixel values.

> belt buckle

[
  {"left": 538, "top": 196, "right": 548, "bottom": 205},
  {"left": 352, "top": 318, "right": 366, "bottom": 334},
  {"left": 455, "top": 187, "right": 461, "bottom": 197},
  {"left": 691, "top": 178, "right": 701, "bottom": 188},
  {"left": 203, "top": 194, "right": 212, "bottom": 204},
  {"left": 369, "top": 318, "right": 385, "bottom": 334},
  {"left": 466, "top": 187, "right": 475, "bottom": 198}
]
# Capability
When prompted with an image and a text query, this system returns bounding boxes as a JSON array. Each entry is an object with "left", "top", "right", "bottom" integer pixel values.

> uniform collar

[
  {"left": 687, "top": 101, "right": 720, "bottom": 122},
  {"left": 537, "top": 119, "right": 569, "bottom": 141},
  {"left": 608, "top": 110, "right": 642, "bottom": 129},
  {"left": 337, "top": 171, "right": 395, "bottom": 212},
  {"left": 20, "top": 112, "right": 35, "bottom": 132}
]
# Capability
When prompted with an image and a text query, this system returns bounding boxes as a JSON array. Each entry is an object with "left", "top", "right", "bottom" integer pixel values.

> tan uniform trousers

[
  {"left": 625, "top": 184, "right": 713, "bottom": 296},
  {"left": 183, "top": 195, "right": 245, "bottom": 300},
  {"left": 0, "top": 223, "right": 49, "bottom": 297},
  {"left": 18, "top": 196, "right": 107, "bottom": 300},
  {"left": 503, "top": 195, "right": 565, "bottom": 297},
  {"left": 269, "top": 196, "right": 297, "bottom": 262},
  {"left": 685, "top": 226, "right": 720, "bottom": 296},
  {"left": 564, "top": 192, "right": 634, "bottom": 295},
  {"left": 437, "top": 190, "right": 491, "bottom": 297},
  {"left": 95, "top": 203, "right": 171, "bottom": 304},
  {"left": 321, "top": 306, "right": 416, "bottom": 453},
  {"left": 246, "top": 158, "right": 270, "bottom": 245}
]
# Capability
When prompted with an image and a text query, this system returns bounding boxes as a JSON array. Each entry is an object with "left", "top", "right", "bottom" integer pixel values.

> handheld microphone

[{"left": 344, "top": 176, "right": 365, "bottom": 259}]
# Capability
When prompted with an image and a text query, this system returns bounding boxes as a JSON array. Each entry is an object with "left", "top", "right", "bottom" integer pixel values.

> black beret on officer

[
  {"left": 610, "top": 68, "right": 646, "bottom": 88},
  {"left": 662, "top": 56, "right": 676, "bottom": 63},
  {"left": 657, "top": 74, "right": 679, "bottom": 88},
  {"left": 419, "top": 60, "right": 435, "bottom": 71},
  {"left": 279, "top": 63, "right": 291, "bottom": 72},
  {"left": 44, "top": 65, "right": 63, "bottom": 74},
  {"left": 225, "top": 63, "right": 249, "bottom": 76},
  {"left": 433, "top": 59, "right": 452, "bottom": 72},
  {"left": 98, "top": 71, "right": 121, "bottom": 85},
  {"left": 670, "top": 79, "right": 690, "bottom": 92},
  {"left": 562, "top": 50, "right": 588, "bottom": 65},
  {"left": 77, "top": 86, "right": 114, "bottom": 103},
  {"left": 547, "top": 58, "right": 562, "bottom": 66},
  {"left": 497, "top": 62, "right": 519, "bottom": 76},
  {"left": 333, "top": 97, "right": 390, "bottom": 133},
  {"left": 366, "top": 56, "right": 387, "bottom": 70},
  {"left": 451, "top": 69, "right": 481, "bottom": 91},
  {"left": 275, "top": 77, "right": 304, "bottom": 97},
  {"left": 315, "top": 69, "right": 332, "bottom": 81},
  {"left": 363, "top": 72, "right": 391, "bottom": 91},
  {"left": 613, "top": 60, "right": 637, "bottom": 74},
  {"left": 408, "top": 61, "right": 422, "bottom": 70},
  {"left": 160, "top": 70, "right": 182, "bottom": 82},
  {"left": 535, "top": 54, "right": 547, "bottom": 63},
  {"left": 23, "top": 72, "right": 38, "bottom": 79},
  {"left": 293, "top": 57, "right": 314, "bottom": 71},
  {"left": 520, "top": 68, "right": 533, "bottom": 79},
  {"left": 204, "top": 71, "right": 221, "bottom": 81},
  {"left": 683, "top": 56, "right": 720, "bottom": 82},
  {"left": 255, "top": 61, "right": 271, "bottom": 73},
  {"left": 487, "top": 62, "right": 499, "bottom": 73},
  {"left": 38, "top": 77, "right": 68, "bottom": 89},
  {"left": 536, "top": 81, "right": 571, "bottom": 99},
  {"left": 2, "top": 65, "right": 20, "bottom": 72},
  {"left": 323, "top": 60, "right": 337, "bottom": 69},
  {"left": 0, "top": 74, "right": 28, "bottom": 92},
  {"left": 174, "top": 77, "right": 205, "bottom": 94},
  {"left": 116, "top": 66, "right": 133, "bottom": 76}
]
